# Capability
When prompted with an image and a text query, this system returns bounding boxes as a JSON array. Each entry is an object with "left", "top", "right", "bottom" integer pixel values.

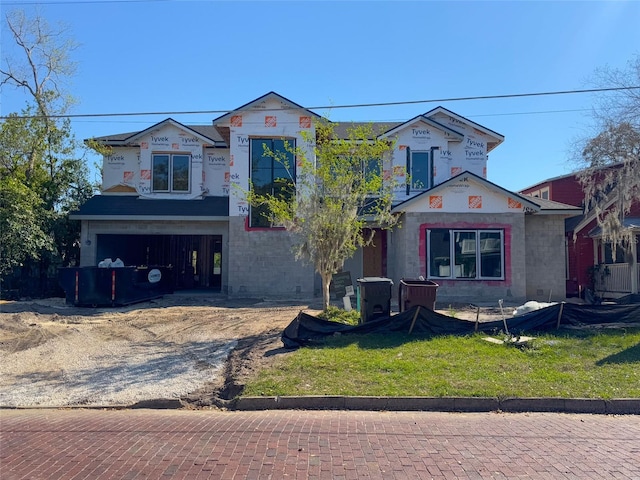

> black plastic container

[
  {"left": 58, "top": 266, "right": 174, "bottom": 307},
  {"left": 357, "top": 277, "right": 393, "bottom": 323}
]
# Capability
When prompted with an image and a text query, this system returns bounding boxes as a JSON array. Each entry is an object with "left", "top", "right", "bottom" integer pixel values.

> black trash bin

[
  {"left": 357, "top": 277, "right": 393, "bottom": 323},
  {"left": 398, "top": 279, "right": 439, "bottom": 312}
]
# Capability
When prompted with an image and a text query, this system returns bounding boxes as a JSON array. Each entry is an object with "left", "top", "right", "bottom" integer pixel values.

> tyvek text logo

[{"left": 466, "top": 138, "right": 485, "bottom": 149}]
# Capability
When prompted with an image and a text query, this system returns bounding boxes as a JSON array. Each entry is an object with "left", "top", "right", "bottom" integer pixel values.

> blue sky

[{"left": 1, "top": 0, "right": 639, "bottom": 191}]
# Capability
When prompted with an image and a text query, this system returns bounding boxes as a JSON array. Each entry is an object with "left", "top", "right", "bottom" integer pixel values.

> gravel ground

[
  {"left": 0, "top": 323, "right": 237, "bottom": 408},
  {"left": 0, "top": 296, "right": 305, "bottom": 408}
]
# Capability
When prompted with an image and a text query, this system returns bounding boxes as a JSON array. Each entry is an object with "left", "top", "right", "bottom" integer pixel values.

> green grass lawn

[{"left": 243, "top": 327, "right": 640, "bottom": 399}]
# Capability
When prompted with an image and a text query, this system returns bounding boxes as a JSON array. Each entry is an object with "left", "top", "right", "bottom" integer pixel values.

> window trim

[
  {"left": 151, "top": 152, "right": 191, "bottom": 193},
  {"left": 427, "top": 228, "right": 505, "bottom": 280},
  {"left": 540, "top": 187, "right": 550, "bottom": 200}
]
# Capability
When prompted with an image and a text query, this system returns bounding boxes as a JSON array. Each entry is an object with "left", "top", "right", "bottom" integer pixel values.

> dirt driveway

[
  {"left": 0, "top": 294, "right": 322, "bottom": 408},
  {"left": 0, "top": 294, "right": 505, "bottom": 409}
]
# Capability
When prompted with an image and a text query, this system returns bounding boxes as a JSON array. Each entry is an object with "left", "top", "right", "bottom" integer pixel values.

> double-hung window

[
  {"left": 250, "top": 138, "right": 296, "bottom": 228},
  {"left": 427, "top": 228, "right": 504, "bottom": 279},
  {"left": 152, "top": 153, "right": 190, "bottom": 192}
]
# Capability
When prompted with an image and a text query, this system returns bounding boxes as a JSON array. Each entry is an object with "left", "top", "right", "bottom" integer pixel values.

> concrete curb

[
  {"left": 4, "top": 397, "right": 639, "bottom": 414},
  {"left": 233, "top": 396, "right": 640, "bottom": 414}
]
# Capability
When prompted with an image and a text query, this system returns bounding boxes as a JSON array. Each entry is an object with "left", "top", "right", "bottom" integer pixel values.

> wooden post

[
  {"left": 556, "top": 302, "right": 565, "bottom": 329},
  {"left": 408, "top": 306, "right": 421, "bottom": 334},
  {"left": 111, "top": 270, "right": 116, "bottom": 304},
  {"left": 475, "top": 305, "right": 480, "bottom": 332}
]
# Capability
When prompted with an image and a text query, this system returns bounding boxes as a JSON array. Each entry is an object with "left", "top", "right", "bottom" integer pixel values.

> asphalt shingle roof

[{"left": 70, "top": 195, "right": 229, "bottom": 219}]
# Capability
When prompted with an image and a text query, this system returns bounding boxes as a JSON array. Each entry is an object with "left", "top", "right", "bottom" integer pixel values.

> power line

[
  {"left": 1, "top": 86, "right": 638, "bottom": 121},
  {"left": 467, "top": 108, "right": 591, "bottom": 118},
  {"left": 68, "top": 107, "right": 593, "bottom": 125},
  {"left": 2, "top": 0, "right": 173, "bottom": 5}
]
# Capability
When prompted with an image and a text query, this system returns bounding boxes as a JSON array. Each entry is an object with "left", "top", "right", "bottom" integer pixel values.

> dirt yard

[{"left": 0, "top": 294, "right": 504, "bottom": 409}]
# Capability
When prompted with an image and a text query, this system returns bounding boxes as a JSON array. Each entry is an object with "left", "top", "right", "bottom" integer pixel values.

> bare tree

[
  {"left": 1, "top": 10, "right": 78, "bottom": 178},
  {"left": 1, "top": 10, "right": 91, "bottom": 291},
  {"left": 577, "top": 55, "right": 640, "bottom": 258}
]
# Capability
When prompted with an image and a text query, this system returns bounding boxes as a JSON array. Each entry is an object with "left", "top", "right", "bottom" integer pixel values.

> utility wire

[
  {"left": 2, "top": 0, "right": 173, "bottom": 4},
  {"left": 68, "top": 108, "right": 593, "bottom": 125},
  {"left": 1, "top": 86, "right": 638, "bottom": 121}
]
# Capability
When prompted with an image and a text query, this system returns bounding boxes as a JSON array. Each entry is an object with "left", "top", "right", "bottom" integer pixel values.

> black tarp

[{"left": 282, "top": 302, "right": 640, "bottom": 349}]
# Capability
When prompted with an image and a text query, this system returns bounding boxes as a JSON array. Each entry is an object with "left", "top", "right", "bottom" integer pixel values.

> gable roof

[
  {"left": 391, "top": 170, "right": 540, "bottom": 214},
  {"left": 424, "top": 106, "right": 505, "bottom": 152},
  {"left": 70, "top": 195, "right": 229, "bottom": 220},
  {"left": 212, "top": 91, "right": 322, "bottom": 125},
  {"left": 519, "top": 161, "right": 627, "bottom": 193},
  {"left": 519, "top": 170, "right": 579, "bottom": 191},
  {"left": 378, "top": 114, "right": 465, "bottom": 142},
  {"left": 526, "top": 196, "right": 583, "bottom": 215},
  {"left": 87, "top": 119, "right": 225, "bottom": 147},
  {"left": 85, "top": 94, "right": 507, "bottom": 151}
]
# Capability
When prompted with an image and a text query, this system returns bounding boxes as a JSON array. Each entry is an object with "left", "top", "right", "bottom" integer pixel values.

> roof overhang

[
  {"left": 212, "top": 91, "right": 322, "bottom": 126},
  {"left": 423, "top": 106, "right": 505, "bottom": 152},
  {"left": 123, "top": 118, "right": 219, "bottom": 146},
  {"left": 86, "top": 118, "right": 222, "bottom": 148},
  {"left": 391, "top": 170, "right": 539, "bottom": 214},
  {"left": 69, "top": 195, "right": 230, "bottom": 220},
  {"left": 378, "top": 115, "right": 464, "bottom": 142},
  {"left": 70, "top": 215, "right": 229, "bottom": 221}
]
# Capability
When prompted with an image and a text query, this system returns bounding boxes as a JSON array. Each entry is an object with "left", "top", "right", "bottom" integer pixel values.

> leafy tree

[
  {"left": 248, "top": 120, "right": 397, "bottom": 310},
  {"left": 577, "top": 55, "right": 640, "bottom": 259},
  {"left": 0, "top": 10, "right": 93, "bottom": 292}
]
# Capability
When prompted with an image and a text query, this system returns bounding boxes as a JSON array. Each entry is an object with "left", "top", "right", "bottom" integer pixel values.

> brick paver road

[{"left": 1, "top": 409, "right": 639, "bottom": 479}]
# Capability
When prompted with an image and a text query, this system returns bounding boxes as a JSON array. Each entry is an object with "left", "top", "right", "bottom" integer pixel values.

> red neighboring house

[{"left": 520, "top": 167, "right": 640, "bottom": 299}]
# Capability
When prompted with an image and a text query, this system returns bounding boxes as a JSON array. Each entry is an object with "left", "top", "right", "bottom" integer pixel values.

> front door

[{"left": 362, "top": 229, "right": 386, "bottom": 277}]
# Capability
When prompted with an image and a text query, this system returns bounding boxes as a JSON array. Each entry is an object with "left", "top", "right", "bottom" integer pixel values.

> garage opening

[{"left": 96, "top": 234, "right": 223, "bottom": 291}]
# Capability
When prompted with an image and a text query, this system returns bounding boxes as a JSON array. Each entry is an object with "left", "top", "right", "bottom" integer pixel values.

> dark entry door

[{"left": 362, "top": 229, "right": 386, "bottom": 277}]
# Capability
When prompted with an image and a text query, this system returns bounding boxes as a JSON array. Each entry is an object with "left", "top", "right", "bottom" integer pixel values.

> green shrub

[{"left": 318, "top": 305, "right": 361, "bottom": 325}]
